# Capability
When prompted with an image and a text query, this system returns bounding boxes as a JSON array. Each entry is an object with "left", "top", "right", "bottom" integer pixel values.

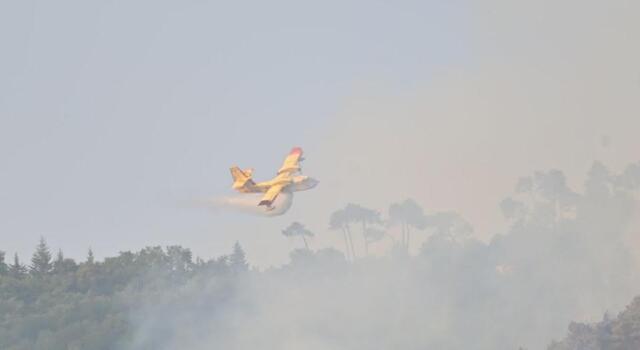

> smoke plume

[{"left": 202, "top": 192, "right": 293, "bottom": 217}]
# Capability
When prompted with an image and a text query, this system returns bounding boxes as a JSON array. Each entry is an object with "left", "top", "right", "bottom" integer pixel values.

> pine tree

[
  {"left": 30, "top": 237, "right": 52, "bottom": 276},
  {"left": 282, "top": 222, "right": 314, "bottom": 250},
  {"left": 53, "top": 249, "right": 64, "bottom": 273},
  {"left": 0, "top": 250, "right": 7, "bottom": 275},
  {"left": 9, "top": 253, "right": 27, "bottom": 278},
  {"left": 229, "top": 241, "right": 248, "bottom": 272},
  {"left": 86, "top": 248, "right": 95, "bottom": 264}
]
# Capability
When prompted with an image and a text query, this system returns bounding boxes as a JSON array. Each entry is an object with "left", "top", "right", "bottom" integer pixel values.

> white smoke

[{"left": 201, "top": 191, "right": 294, "bottom": 217}]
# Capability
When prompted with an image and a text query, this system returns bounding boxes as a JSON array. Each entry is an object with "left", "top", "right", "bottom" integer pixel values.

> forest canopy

[{"left": 1, "top": 160, "right": 639, "bottom": 350}]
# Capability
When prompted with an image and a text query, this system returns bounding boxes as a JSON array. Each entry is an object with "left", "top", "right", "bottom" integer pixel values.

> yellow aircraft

[{"left": 230, "top": 147, "right": 318, "bottom": 210}]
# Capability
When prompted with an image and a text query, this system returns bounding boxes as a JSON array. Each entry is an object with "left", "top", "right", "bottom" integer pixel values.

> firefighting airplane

[{"left": 230, "top": 147, "right": 318, "bottom": 210}]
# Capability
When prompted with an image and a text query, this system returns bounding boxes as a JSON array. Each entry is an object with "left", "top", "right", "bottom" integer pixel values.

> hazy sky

[{"left": 1, "top": 0, "right": 638, "bottom": 267}]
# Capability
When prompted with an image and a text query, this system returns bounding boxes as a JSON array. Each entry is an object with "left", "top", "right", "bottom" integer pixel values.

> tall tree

[
  {"left": 329, "top": 208, "right": 356, "bottom": 260},
  {"left": 282, "top": 222, "right": 314, "bottom": 250},
  {"left": 585, "top": 161, "right": 611, "bottom": 199},
  {"left": 0, "top": 250, "right": 7, "bottom": 276},
  {"left": 86, "top": 248, "right": 95, "bottom": 264},
  {"left": 229, "top": 241, "right": 248, "bottom": 272},
  {"left": 52, "top": 249, "right": 71, "bottom": 274},
  {"left": 389, "top": 199, "right": 427, "bottom": 252},
  {"left": 166, "top": 246, "right": 194, "bottom": 274},
  {"left": 345, "top": 203, "right": 382, "bottom": 256},
  {"left": 30, "top": 237, "right": 52, "bottom": 276},
  {"left": 9, "top": 253, "right": 27, "bottom": 278},
  {"left": 534, "top": 169, "right": 578, "bottom": 225}
]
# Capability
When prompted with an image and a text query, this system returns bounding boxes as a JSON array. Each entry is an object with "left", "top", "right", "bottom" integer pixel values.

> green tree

[
  {"left": 166, "top": 245, "right": 194, "bottom": 274},
  {"left": 30, "top": 237, "right": 52, "bottom": 276},
  {"left": 229, "top": 241, "right": 248, "bottom": 272},
  {"left": 86, "top": 248, "right": 95, "bottom": 264},
  {"left": 282, "top": 222, "right": 314, "bottom": 250},
  {"left": 389, "top": 199, "right": 427, "bottom": 251},
  {"left": 533, "top": 169, "right": 579, "bottom": 226},
  {"left": 0, "top": 250, "right": 7, "bottom": 276},
  {"left": 51, "top": 249, "right": 78, "bottom": 274},
  {"left": 53, "top": 249, "right": 64, "bottom": 273},
  {"left": 329, "top": 209, "right": 355, "bottom": 261},
  {"left": 9, "top": 253, "right": 27, "bottom": 278},
  {"left": 346, "top": 203, "right": 382, "bottom": 256}
]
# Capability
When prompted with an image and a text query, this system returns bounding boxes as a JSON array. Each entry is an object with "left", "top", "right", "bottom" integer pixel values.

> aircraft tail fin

[{"left": 230, "top": 166, "right": 256, "bottom": 191}]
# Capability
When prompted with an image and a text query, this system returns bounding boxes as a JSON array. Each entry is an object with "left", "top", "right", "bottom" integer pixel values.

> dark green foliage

[
  {"left": 52, "top": 249, "right": 77, "bottom": 275},
  {"left": 9, "top": 254, "right": 27, "bottom": 279},
  {"left": 86, "top": 248, "right": 95, "bottom": 265},
  {"left": 229, "top": 241, "right": 248, "bottom": 272},
  {"left": 0, "top": 161, "right": 639, "bottom": 350},
  {"left": 53, "top": 249, "right": 63, "bottom": 270},
  {"left": 30, "top": 237, "right": 52, "bottom": 277},
  {"left": 0, "top": 242, "right": 238, "bottom": 350},
  {"left": 0, "top": 251, "right": 7, "bottom": 276}
]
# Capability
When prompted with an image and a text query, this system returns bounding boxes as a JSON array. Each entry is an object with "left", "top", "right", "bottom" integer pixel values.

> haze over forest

[
  {"left": 1, "top": 0, "right": 640, "bottom": 349},
  {"left": 1, "top": 0, "right": 639, "bottom": 267},
  {"left": 2, "top": 160, "right": 640, "bottom": 349}
]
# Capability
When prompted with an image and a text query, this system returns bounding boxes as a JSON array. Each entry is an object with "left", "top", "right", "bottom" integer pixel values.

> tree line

[
  {"left": 1, "top": 160, "right": 639, "bottom": 350},
  {"left": 285, "top": 200, "right": 471, "bottom": 260}
]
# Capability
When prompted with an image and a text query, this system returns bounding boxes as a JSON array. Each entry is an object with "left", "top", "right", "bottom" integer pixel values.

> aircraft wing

[
  {"left": 258, "top": 184, "right": 285, "bottom": 207},
  {"left": 277, "top": 147, "right": 304, "bottom": 174}
]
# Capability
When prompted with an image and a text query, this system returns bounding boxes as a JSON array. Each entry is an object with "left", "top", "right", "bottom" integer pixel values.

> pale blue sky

[
  {"left": 2, "top": 1, "right": 639, "bottom": 267},
  {"left": 1, "top": 0, "right": 471, "bottom": 264}
]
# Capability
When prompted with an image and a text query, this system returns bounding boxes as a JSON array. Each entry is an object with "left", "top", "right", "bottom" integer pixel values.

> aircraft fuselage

[{"left": 248, "top": 174, "right": 319, "bottom": 193}]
